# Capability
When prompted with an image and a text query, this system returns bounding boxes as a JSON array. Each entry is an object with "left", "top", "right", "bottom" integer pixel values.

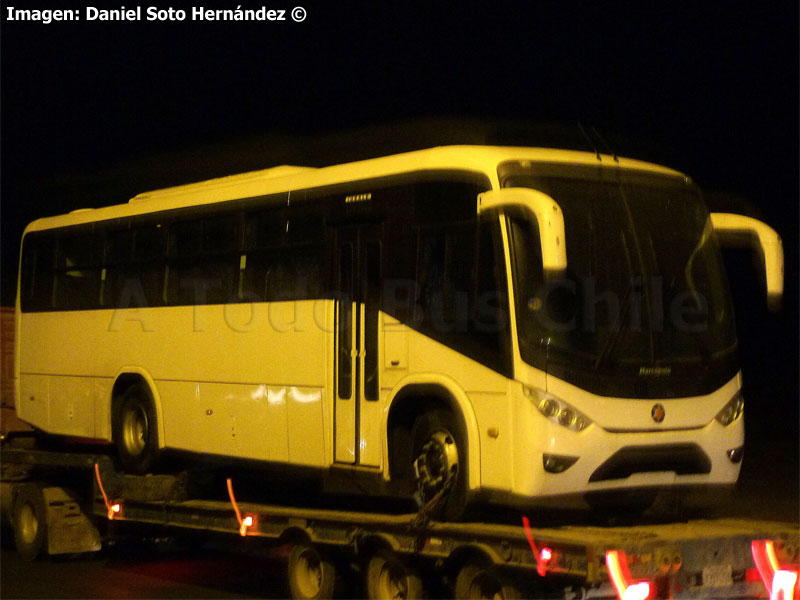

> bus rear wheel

[{"left": 113, "top": 384, "right": 159, "bottom": 474}]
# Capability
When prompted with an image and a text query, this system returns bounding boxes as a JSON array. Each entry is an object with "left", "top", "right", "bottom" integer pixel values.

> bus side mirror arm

[
  {"left": 478, "top": 188, "right": 568, "bottom": 275},
  {"left": 711, "top": 212, "right": 784, "bottom": 311}
]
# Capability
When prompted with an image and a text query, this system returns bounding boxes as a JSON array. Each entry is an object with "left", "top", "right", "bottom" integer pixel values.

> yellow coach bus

[{"left": 15, "top": 146, "right": 782, "bottom": 519}]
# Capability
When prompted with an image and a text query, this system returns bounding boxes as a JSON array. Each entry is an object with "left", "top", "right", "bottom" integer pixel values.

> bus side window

[
  {"left": 21, "top": 235, "right": 55, "bottom": 312},
  {"left": 102, "top": 227, "right": 134, "bottom": 308},
  {"left": 54, "top": 231, "right": 101, "bottom": 309},
  {"left": 167, "top": 216, "right": 240, "bottom": 306},
  {"left": 242, "top": 208, "right": 285, "bottom": 301},
  {"left": 201, "top": 215, "right": 240, "bottom": 305},
  {"left": 133, "top": 222, "right": 166, "bottom": 308},
  {"left": 242, "top": 206, "right": 324, "bottom": 302}
]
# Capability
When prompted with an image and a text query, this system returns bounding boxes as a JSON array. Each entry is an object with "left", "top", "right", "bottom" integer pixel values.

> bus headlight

[
  {"left": 714, "top": 392, "right": 744, "bottom": 426},
  {"left": 524, "top": 385, "right": 591, "bottom": 432}
]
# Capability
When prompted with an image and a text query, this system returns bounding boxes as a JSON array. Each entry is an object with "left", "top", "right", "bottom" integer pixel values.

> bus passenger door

[
  {"left": 332, "top": 223, "right": 383, "bottom": 467},
  {"left": 334, "top": 226, "right": 357, "bottom": 464},
  {"left": 356, "top": 225, "right": 383, "bottom": 467}
]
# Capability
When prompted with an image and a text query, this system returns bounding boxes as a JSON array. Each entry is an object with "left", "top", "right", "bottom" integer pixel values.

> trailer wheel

[
  {"left": 12, "top": 483, "right": 48, "bottom": 561},
  {"left": 410, "top": 409, "right": 468, "bottom": 521},
  {"left": 114, "top": 384, "right": 159, "bottom": 474},
  {"left": 454, "top": 563, "right": 520, "bottom": 600},
  {"left": 287, "top": 543, "right": 340, "bottom": 599},
  {"left": 365, "top": 550, "right": 422, "bottom": 600}
]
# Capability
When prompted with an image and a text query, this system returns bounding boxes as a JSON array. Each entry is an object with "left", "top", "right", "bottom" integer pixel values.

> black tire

[
  {"left": 287, "top": 543, "right": 340, "bottom": 599},
  {"left": 454, "top": 563, "right": 520, "bottom": 600},
  {"left": 365, "top": 550, "right": 422, "bottom": 600},
  {"left": 410, "top": 409, "right": 469, "bottom": 521},
  {"left": 113, "top": 384, "right": 159, "bottom": 474},
  {"left": 12, "top": 483, "right": 48, "bottom": 561}
]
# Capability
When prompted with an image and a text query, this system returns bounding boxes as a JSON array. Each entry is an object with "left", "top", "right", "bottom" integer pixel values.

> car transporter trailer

[{"left": 1, "top": 434, "right": 798, "bottom": 600}]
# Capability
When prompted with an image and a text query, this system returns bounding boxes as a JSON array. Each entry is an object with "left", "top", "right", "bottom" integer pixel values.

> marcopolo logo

[{"left": 651, "top": 403, "right": 666, "bottom": 423}]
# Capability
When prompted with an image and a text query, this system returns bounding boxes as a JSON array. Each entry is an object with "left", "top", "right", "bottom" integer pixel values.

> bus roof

[{"left": 24, "top": 145, "right": 685, "bottom": 233}]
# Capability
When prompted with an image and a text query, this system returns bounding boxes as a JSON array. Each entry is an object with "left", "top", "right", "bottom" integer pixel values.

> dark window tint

[
  {"left": 240, "top": 245, "right": 323, "bottom": 302},
  {"left": 288, "top": 213, "right": 324, "bottom": 245},
  {"left": 411, "top": 218, "right": 511, "bottom": 376},
  {"left": 246, "top": 208, "right": 285, "bottom": 249},
  {"left": 105, "top": 228, "right": 133, "bottom": 265},
  {"left": 337, "top": 242, "right": 354, "bottom": 399},
  {"left": 54, "top": 266, "right": 99, "bottom": 309},
  {"left": 170, "top": 220, "right": 202, "bottom": 257},
  {"left": 204, "top": 214, "right": 239, "bottom": 253},
  {"left": 414, "top": 181, "right": 477, "bottom": 223},
  {"left": 168, "top": 259, "right": 237, "bottom": 305},
  {"left": 135, "top": 223, "right": 166, "bottom": 262},
  {"left": 364, "top": 241, "right": 381, "bottom": 401},
  {"left": 20, "top": 235, "right": 55, "bottom": 311},
  {"left": 53, "top": 231, "right": 101, "bottom": 309}
]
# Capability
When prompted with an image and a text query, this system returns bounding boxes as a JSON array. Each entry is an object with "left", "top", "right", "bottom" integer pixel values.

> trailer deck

[{"left": 2, "top": 441, "right": 798, "bottom": 599}]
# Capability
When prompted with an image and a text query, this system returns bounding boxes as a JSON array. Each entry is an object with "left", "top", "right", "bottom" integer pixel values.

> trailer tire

[
  {"left": 113, "top": 384, "right": 159, "bottom": 474},
  {"left": 12, "top": 483, "right": 47, "bottom": 561},
  {"left": 365, "top": 550, "right": 422, "bottom": 600},
  {"left": 410, "top": 409, "right": 468, "bottom": 521},
  {"left": 287, "top": 543, "right": 340, "bottom": 599},
  {"left": 454, "top": 563, "right": 520, "bottom": 600}
]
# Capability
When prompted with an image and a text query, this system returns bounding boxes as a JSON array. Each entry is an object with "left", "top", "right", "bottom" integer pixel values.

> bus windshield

[{"left": 500, "top": 161, "right": 738, "bottom": 398}]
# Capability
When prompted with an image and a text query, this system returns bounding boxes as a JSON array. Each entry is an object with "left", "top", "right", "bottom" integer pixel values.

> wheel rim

[
  {"left": 468, "top": 570, "right": 503, "bottom": 600},
  {"left": 122, "top": 403, "right": 148, "bottom": 456},
  {"left": 295, "top": 547, "right": 323, "bottom": 598},
  {"left": 18, "top": 502, "right": 39, "bottom": 545},
  {"left": 413, "top": 429, "right": 459, "bottom": 499},
  {"left": 374, "top": 557, "right": 410, "bottom": 600}
]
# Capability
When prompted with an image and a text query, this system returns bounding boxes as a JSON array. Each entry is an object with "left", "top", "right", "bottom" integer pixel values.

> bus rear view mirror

[
  {"left": 478, "top": 188, "right": 567, "bottom": 275},
  {"left": 711, "top": 213, "right": 784, "bottom": 311}
]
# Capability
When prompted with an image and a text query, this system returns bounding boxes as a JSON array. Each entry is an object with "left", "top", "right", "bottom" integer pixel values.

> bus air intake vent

[{"left": 589, "top": 443, "right": 711, "bottom": 482}]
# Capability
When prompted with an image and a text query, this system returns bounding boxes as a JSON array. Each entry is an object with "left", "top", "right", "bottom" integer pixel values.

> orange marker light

[
  {"left": 624, "top": 582, "right": 652, "bottom": 600},
  {"left": 751, "top": 540, "right": 800, "bottom": 600},
  {"left": 606, "top": 550, "right": 654, "bottom": 600},
  {"left": 94, "top": 463, "right": 121, "bottom": 520},
  {"left": 771, "top": 570, "right": 798, "bottom": 600},
  {"left": 227, "top": 478, "right": 257, "bottom": 536}
]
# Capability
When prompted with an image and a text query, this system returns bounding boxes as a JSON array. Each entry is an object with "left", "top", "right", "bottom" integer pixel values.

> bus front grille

[{"left": 589, "top": 443, "right": 712, "bottom": 482}]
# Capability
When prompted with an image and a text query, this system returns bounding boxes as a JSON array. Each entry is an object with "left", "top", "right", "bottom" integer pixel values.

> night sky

[{"left": 1, "top": 4, "right": 797, "bottom": 451}]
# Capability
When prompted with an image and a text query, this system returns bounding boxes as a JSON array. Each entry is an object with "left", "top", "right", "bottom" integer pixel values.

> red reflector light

[{"left": 606, "top": 550, "right": 655, "bottom": 600}]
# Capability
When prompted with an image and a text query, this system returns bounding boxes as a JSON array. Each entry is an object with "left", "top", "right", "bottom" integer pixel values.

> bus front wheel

[
  {"left": 113, "top": 384, "right": 159, "bottom": 474},
  {"left": 410, "top": 409, "right": 468, "bottom": 521}
]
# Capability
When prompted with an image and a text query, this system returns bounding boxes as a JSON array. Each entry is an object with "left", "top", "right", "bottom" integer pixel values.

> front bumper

[{"left": 507, "top": 399, "right": 744, "bottom": 501}]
